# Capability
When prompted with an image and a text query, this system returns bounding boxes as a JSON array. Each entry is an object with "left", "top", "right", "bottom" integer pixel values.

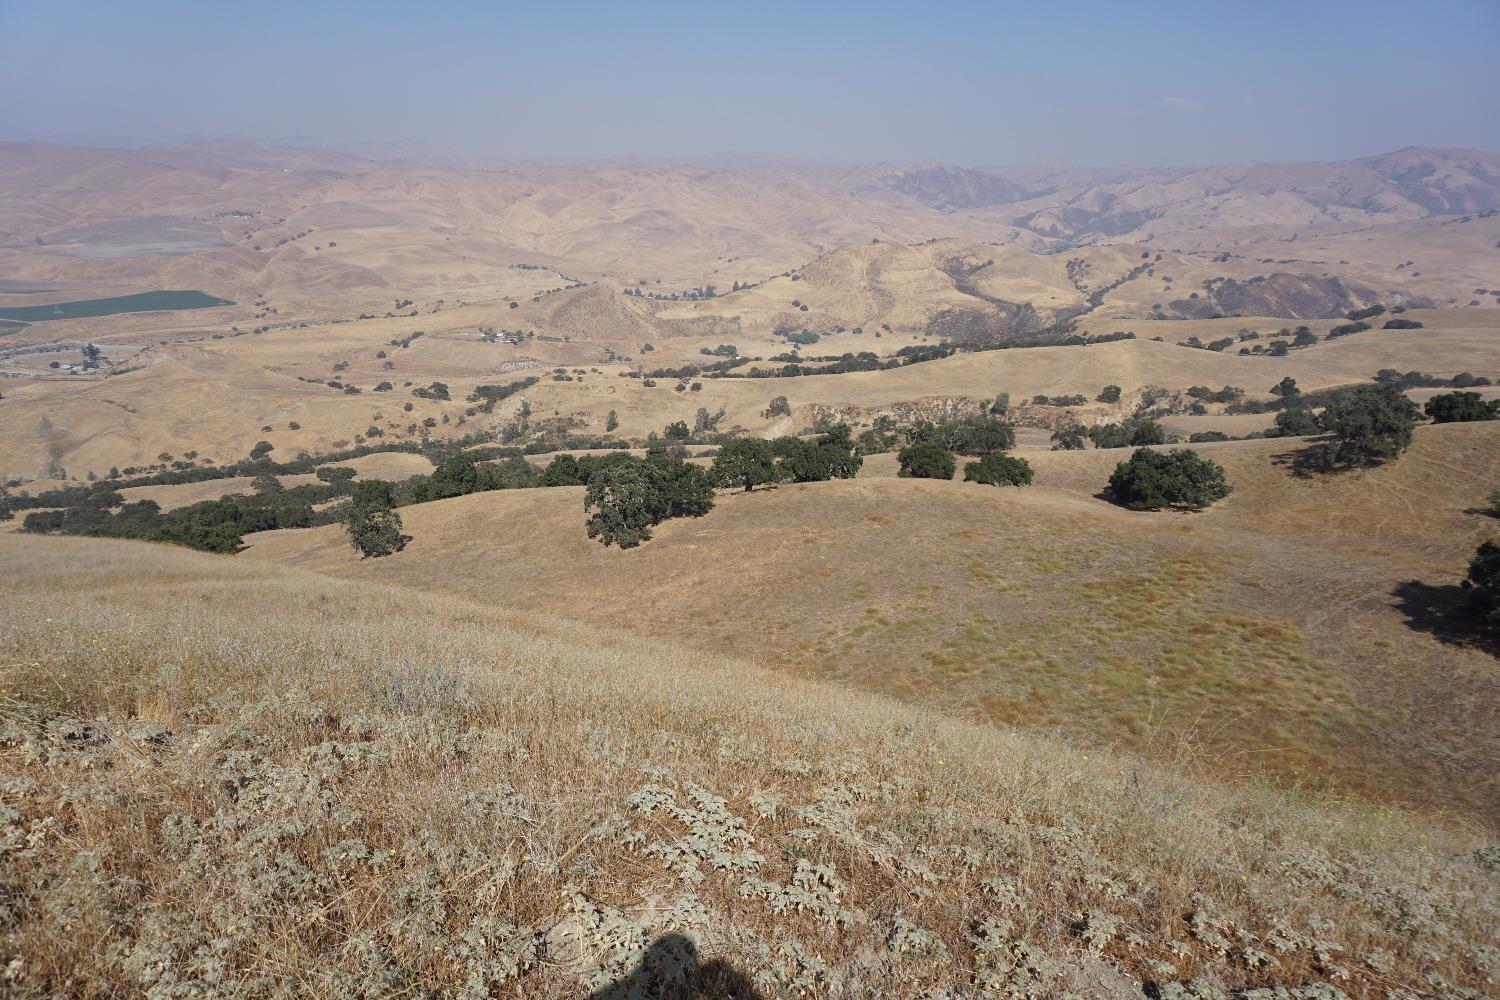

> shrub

[
  {"left": 1106, "top": 449, "right": 1231, "bottom": 511},
  {"left": 484, "top": 456, "right": 541, "bottom": 490},
  {"left": 908, "top": 417, "right": 1014, "bottom": 456},
  {"left": 1188, "top": 431, "right": 1230, "bottom": 443},
  {"left": 344, "top": 481, "right": 405, "bottom": 557},
  {"left": 1088, "top": 424, "right": 1131, "bottom": 449},
  {"left": 1425, "top": 391, "right": 1500, "bottom": 423},
  {"left": 584, "top": 453, "right": 715, "bottom": 548},
  {"left": 897, "top": 442, "right": 955, "bottom": 480},
  {"left": 1051, "top": 425, "right": 1086, "bottom": 450},
  {"left": 763, "top": 396, "right": 791, "bottom": 418},
  {"left": 964, "top": 453, "right": 1034, "bottom": 487},
  {"left": 1464, "top": 540, "right": 1500, "bottom": 635},
  {"left": 712, "top": 438, "right": 780, "bottom": 491},
  {"left": 428, "top": 455, "right": 480, "bottom": 498},
  {"left": 541, "top": 454, "right": 583, "bottom": 486},
  {"left": 249, "top": 440, "right": 274, "bottom": 460},
  {"left": 1327, "top": 321, "right": 1370, "bottom": 338},
  {"left": 583, "top": 464, "right": 656, "bottom": 548},
  {"left": 1317, "top": 384, "right": 1420, "bottom": 467},
  {"left": 1129, "top": 420, "right": 1168, "bottom": 446},
  {"left": 605, "top": 410, "right": 619, "bottom": 432},
  {"left": 954, "top": 418, "right": 1016, "bottom": 456},
  {"left": 1271, "top": 407, "right": 1322, "bottom": 437},
  {"left": 692, "top": 406, "right": 725, "bottom": 434},
  {"left": 1096, "top": 385, "right": 1122, "bottom": 404},
  {"left": 772, "top": 425, "right": 863, "bottom": 483},
  {"left": 1382, "top": 318, "right": 1424, "bottom": 330},
  {"left": 1346, "top": 304, "right": 1385, "bottom": 321},
  {"left": 645, "top": 448, "right": 716, "bottom": 520},
  {"left": 1186, "top": 385, "right": 1243, "bottom": 405}
]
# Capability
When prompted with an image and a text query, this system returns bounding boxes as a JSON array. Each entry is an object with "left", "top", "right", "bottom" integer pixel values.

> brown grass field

[
  {"left": 3, "top": 532, "right": 1497, "bottom": 997},
  {"left": 4, "top": 140, "right": 1500, "bottom": 996},
  {"left": 241, "top": 423, "right": 1500, "bottom": 820},
  {"left": 4, "top": 304, "right": 1495, "bottom": 481}
]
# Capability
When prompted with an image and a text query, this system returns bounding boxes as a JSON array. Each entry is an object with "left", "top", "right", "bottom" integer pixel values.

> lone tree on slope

[
  {"left": 1106, "top": 448, "right": 1231, "bottom": 511},
  {"left": 344, "top": 480, "right": 405, "bottom": 558},
  {"left": 897, "top": 441, "right": 956, "bottom": 480},
  {"left": 1316, "top": 384, "right": 1420, "bottom": 469}
]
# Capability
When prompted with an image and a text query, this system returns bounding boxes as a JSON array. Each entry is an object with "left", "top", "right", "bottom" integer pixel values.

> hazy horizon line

[{"left": 4, "top": 131, "right": 1497, "bottom": 177}]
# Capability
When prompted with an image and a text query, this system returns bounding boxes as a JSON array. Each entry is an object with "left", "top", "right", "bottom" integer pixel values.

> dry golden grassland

[
  {"left": 2, "top": 534, "right": 1496, "bottom": 998},
  {"left": 245, "top": 424, "right": 1500, "bottom": 820},
  {"left": 4, "top": 303, "right": 1495, "bottom": 482}
]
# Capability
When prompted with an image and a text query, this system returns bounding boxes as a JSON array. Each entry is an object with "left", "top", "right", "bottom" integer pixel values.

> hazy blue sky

[{"left": 2, "top": 0, "right": 1496, "bottom": 166}]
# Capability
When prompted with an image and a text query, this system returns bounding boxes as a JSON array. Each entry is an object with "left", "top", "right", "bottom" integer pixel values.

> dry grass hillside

[
  {"left": 3, "top": 533, "right": 1497, "bottom": 997},
  {"left": 4, "top": 301, "right": 1494, "bottom": 481},
  {"left": 3, "top": 141, "right": 1497, "bottom": 482},
  {"left": 5, "top": 138, "right": 1500, "bottom": 998},
  {"left": 244, "top": 423, "right": 1500, "bottom": 819}
]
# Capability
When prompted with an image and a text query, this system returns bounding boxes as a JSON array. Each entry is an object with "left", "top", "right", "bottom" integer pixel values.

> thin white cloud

[{"left": 1159, "top": 96, "right": 1203, "bottom": 111}]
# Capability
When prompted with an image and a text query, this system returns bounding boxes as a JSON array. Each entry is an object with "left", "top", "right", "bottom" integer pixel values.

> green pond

[{"left": 0, "top": 290, "right": 233, "bottom": 323}]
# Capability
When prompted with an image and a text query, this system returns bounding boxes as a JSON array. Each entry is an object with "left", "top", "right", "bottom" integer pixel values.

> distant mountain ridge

[
  {"left": 0, "top": 140, "right": 1495, "bottom": 317},
  {"left": 874, "top": 147, "right": 1500, "bottom": 245},
  {"left": 884, "top": 164, "right": 1034, "bottom": 210}
]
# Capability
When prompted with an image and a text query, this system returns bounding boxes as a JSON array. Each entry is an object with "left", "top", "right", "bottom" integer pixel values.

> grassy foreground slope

[
  {"left": 1, "top": 534, "right": 1496, "bottom": 998},
  {"left": 246, "top": 424, "right": 1500, "bottom": 818}
]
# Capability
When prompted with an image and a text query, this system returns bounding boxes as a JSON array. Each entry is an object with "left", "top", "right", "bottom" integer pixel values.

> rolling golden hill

[
  {"left": 3, "top": 298, "right": 1495, "bottom": 481},
  {"left": 2, "top": 530, "right": 1495, "bottom": 997},
  {"left": 243, "top": 422, "right": 1500, "bottom": 818}
]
